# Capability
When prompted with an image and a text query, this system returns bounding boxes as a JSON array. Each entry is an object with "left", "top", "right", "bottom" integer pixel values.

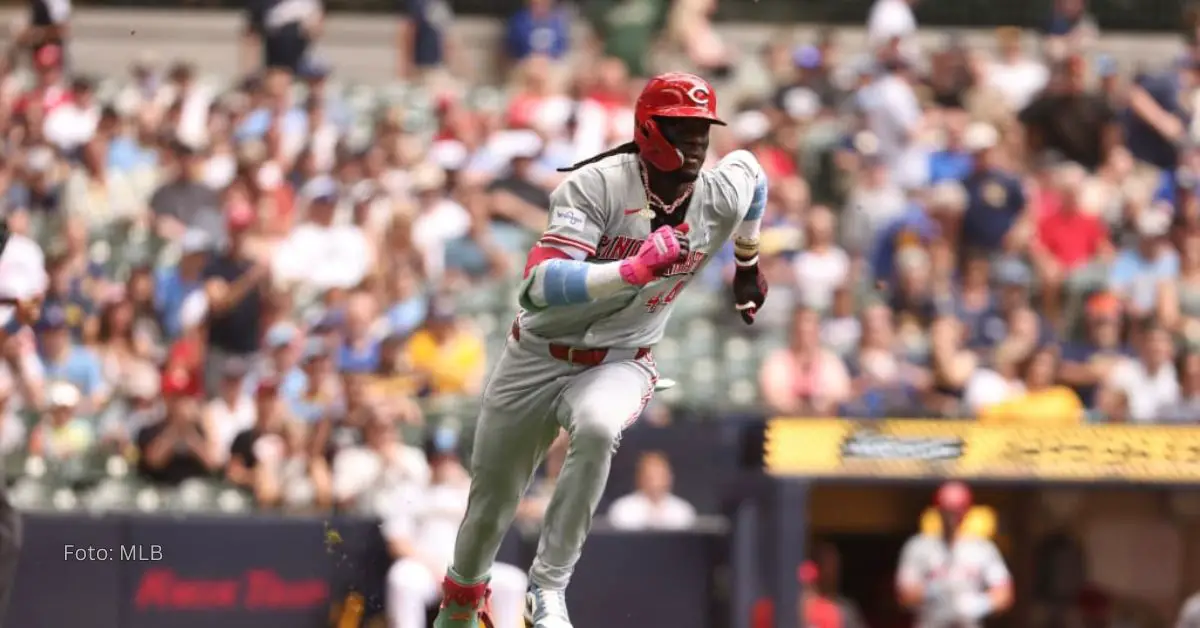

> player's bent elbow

[{"left": 990, "top": 582, "right": 1015, "bottom": 611}]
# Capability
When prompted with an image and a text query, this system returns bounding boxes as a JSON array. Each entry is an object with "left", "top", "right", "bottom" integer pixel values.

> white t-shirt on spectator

[
  {"left": 792, "top": 247, "right": 850, "bottom": 311},
  {"left": 986, "top": 59, "right": 1049, "bottom": 112},
  {"left": 332, "top": 444, "right": 430, "bottom": 509},
  {"left": 273, "top": 222, "right": 372, "bottom": 290},
  {"left": 43, "top": 103, "right": 99, "bottom": 151},
  {"left": 411, "top": 199, "right": 472, "bottom": 282},
  {"left": 1106, "top": 358, "right": 1180, "bottom": 423},
  {"left": 607, "top": 491, "right": 697, "bottom": 531},
  {"left": 206, "top": 395, "right": 255, "bottom": 462},
  {"left": 867, "top": 0, "right": 917, "bottom": 49},
  {"left": 866, "top": 74, "right": 929, "bottom": 189},
  {"left": 381, "top": 482, "right": 470, "bottom": 569}
]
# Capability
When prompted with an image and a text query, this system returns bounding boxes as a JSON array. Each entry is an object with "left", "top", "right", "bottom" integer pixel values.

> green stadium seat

[
  {"left": 9, "top": 478, "right": 50, "bottom": 511},
  {"left": 83, "top": 477, "right": 138, "bottom": 512},
  {"left": 175, "top": 479, "right": 222, "bottom": 513},
  {"left": 216, "top": 488, "right": 253, "bottom": 514},
  {"left": 134, "top": 486, "right": 166, "bottom": 513}
]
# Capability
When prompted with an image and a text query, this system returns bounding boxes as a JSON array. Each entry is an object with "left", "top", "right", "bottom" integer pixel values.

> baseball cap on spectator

[
  {"left": 161, "top": 367, "right": 196, "bottom": 398},
  {"left": 221, "top": 357, "right": 250, "bottom": 380},
  {"left": 265, "top": 322, "right": 300, "bottom": 350},
  {"left": 35, "top": 44, "right": 62, "bottom": 71},
  {"left": 48, "top": 381, "right": 81, "bottom": 409},
  {"left": 792, "top": 45, "right": 822, "bottom": 70},
  {"left": 180, "top": 229, "right": 211, "bottom": 257},
  {"left": 227, "top": 200, "right": 255, "bottom": 232},
  {"left": 302, "top": 176, "right": 339, "bottom": 205},
  {"left": 256, "top": 375, "right": 281, "bottom": 397},
  {"left": 301, "top": 338, "right": 331, "bottom": 364},
  {"left": 1136, "top": 208, "right": 1171, "bottom": 238},
  {"left": 993, "top": 258, "right": 1033, "bottom": 288},
  {"left": 963, "top": 122, "right": 999, "bottom": 153},
  {"left": 1086, "top": 292, "right": 1122, "bottom": 319},
  {"left": 37, "top": 303, "right": 68, "bottom": 332}
]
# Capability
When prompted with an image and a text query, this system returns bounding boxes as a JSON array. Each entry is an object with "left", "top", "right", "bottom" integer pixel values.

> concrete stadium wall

[{"left": 0, "top": 8, "right": 1189, "bottom": 84}]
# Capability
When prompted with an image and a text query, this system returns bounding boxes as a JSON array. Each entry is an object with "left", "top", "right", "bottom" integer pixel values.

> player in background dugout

[{"left": 897, "top": 482, "right": 1013, "bottom": 628}]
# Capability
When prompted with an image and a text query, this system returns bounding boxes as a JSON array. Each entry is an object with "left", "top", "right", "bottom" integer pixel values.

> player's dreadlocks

[{"left": 557, "top": 142, "right": 640, "bottom": 173}]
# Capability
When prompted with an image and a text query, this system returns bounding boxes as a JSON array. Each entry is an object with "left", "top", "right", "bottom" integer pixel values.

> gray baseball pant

[{"left": 449, "top": 330, "right": 656, "bottom": 591}]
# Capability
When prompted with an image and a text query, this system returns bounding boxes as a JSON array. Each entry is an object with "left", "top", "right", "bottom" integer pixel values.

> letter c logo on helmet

[
  {"left": 686, "top": 86, "right": 710, "bottom": 106},
  {"left": 634, "top": 72, "right": 726, "bottom": 172}
]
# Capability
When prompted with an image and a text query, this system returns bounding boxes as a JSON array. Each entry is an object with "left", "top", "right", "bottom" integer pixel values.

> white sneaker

[{"left": 524, "top": 584, "right": 573, "bottom": 628}]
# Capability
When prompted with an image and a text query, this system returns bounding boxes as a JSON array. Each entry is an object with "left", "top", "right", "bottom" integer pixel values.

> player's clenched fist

[
  {"left": 619, "top": 224, "right": 690, "bottom": 286},
  {"left": 732, "top": 261, "right": 768, "bottom": 324}
]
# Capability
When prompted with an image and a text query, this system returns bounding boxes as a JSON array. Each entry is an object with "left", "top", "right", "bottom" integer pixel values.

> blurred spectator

[
  {"left": 398, "top": 0, "right": 457, "bottom": 83},
  {"left": 136, "top": 369, "right": 221, "bottom": 485},
  {"left": 985, "top": 27, "right": 1049, "bottom": 113},
  {"left": 228, "top": 376, "right": 328, "bottom": 509},
  {"left": 1059, "top": 292, "right": 1128, "bottom": 409},
  {"left": 151, "top": 139, "right": 224, "bottom": 246},
  {"left": 606, "top": 451, "right": 696, "bottom": 531},
  {"left": 403, "top": 298, "right": 485, "bottom": 397},
  {"left": 1019, "top": 54, "right": 1117, "bottom": 171},
  {"left": 291, "top": 338, "right": 341, "bottom": 424},
  {"left": 203, "top": 357, "right": 255, "bottom": 461},
  {"left": 761, "top": 308, "right": 851, "bottom": 416},
  {"left": 1161, "top": 231, "right": 1200, "bottom": 334},
  {"left": 792, "top": 206, "right": 849, "bottom": 311},
  {"left": 37, "top": 303, "right": 108, "bottom": 412},
  {"left": 1100, "top": 322, "right": 1179, "bottom": 422},
  {"left": 201, "top": 203, "right": 270, "bottom": 395},
  {"left": 410, "top": 164, "right": 469, "bottom": 283},
  {"left": 331, "top": 411, "right": 428, "bottom": 512},
  {"left": 978, "top": 345, "right": 1084, "bottom": 424},
  {"left": 243, "top": 0, "right": 323, "bottom": 74},
  {"left": 505, "top": 0, "right": 570, "bottom": 64},
  {"left": 1044, "top": 0, "right": 1099, "bottom": 53},
  {"left": 663, "top": 0, "right": 731, "bottom": 80},
  {"left": 844, "top": 302, "right": 929, "bottom": 418},
  {"left": 155, "top": 229, "right": 210, "bottom": 340},
  {"left": 1031, "top": 162, "right": 1112, "bottom": 320},
  {"left": 1162, "top": 351, "right": 1200, "bottom": 422},
  {"left": 27, "top": 381, "right": 91, "bottom": 463},
  {"left": 863, "top": 53, "right": 928, "bottom": 190},
  {"left": 799, "top": 561, "right": 844, "bottom": 628},
  {"left": 582, "top": 0, "right": 664, "bottom": 79},
  {"left": 1109, "top": 207, "right": 1177, "bottom": 319},
  {"left": 811, "top": 542, "right": 868, "bottom": 628},
  {"left": 273, "top": 177, "right": 372, "bottom": 292},
  {"left": 39, "top": 251, "right": 96, "bottom": 344},
  {"left": 1126, "top": 57, "right": 1200, "bottom": 173},
  {"left": 960, "top": 123, "right": 1026, "bottom": 253}
]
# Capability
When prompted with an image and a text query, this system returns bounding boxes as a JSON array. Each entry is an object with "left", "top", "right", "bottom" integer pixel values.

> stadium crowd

[{"left": 0, "top": 0, "right": 1198, "bottom": 523}]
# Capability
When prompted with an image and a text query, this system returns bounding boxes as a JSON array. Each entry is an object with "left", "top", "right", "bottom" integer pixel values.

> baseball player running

[
  {"left": 896, "top": 482, "right": 1014, "bottom": 628},
  {"left": 432, "top": 72, "right": 769, "bottom": 628}
]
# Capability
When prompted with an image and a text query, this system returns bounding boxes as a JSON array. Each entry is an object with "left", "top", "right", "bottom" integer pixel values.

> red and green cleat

[{"left": 433, "top": 575, "right": 495, "bottom": 628}]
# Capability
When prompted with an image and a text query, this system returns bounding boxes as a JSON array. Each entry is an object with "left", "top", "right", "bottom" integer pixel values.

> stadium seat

[
  {"left": 83, "top": 477, "right": 138, "bottom": 512},
  {"left": 175, "top": 478, "right": 221, "bottom": 513}
]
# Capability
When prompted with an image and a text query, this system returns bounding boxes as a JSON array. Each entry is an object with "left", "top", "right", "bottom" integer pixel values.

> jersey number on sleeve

[{"left": 645, "top": 279, "right": 686, "bottom": 313}]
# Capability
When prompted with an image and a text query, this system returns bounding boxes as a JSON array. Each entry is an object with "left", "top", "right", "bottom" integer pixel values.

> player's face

[{"left": 658, "top": 117, "right": 713, "bottom": 180}]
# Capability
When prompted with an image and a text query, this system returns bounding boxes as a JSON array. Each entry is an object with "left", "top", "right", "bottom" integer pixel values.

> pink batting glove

[{"left": 619, "top": 224, "right": 690, "bottom": 286}]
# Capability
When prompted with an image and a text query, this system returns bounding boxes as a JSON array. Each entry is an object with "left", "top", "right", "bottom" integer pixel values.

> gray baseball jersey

[
  {"left": 519, "top": 150, "right": 762, "bottom": 347},
  {"left": 896, "top": 533, "right": 1011, "bottom": 628}
]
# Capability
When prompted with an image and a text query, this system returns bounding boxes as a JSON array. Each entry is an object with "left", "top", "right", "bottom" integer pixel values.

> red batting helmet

[
  {"left": 935, "top": 481, "right": 972, "bottom": 513},
  {"left": 634, "top": 72, "right": 726, "bottom": 172}
]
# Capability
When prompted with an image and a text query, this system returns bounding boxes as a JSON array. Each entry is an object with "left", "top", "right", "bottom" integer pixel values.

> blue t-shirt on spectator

[
  {"left": 928, "top": 150, "right": 973, "bottom": 183},
  {"left": 386, "top": 295, "right": 428, "bottom": 339},
  {"left": 1125, "top": 71, "right": 1184, "bottom": 170},
  {"left": 236, "top": 107, "right": 307, "bottom": 142},
  {"left": 338, "top": 340, "right": 380, "bottom": 373},
  {"left": 42, "top": 346, "right": 106, "bottom": 399},
  {"left": 962, "top": 170, "right": 1025, "bottom": 251},
  {"left": 155, "top": 267, "right": 202, "bottom": 340},
  {"left": 505, "top": 6, "right": 570, "bottom": 60},
  {"left": 870, "top": 207, "right": 939, "bottom": 284},
  {"left": 1109, "top": 248, "right": 1180, "bottom": 312},
  {"left": 406, "top": 0, "right": 453, "bottom": 68}
]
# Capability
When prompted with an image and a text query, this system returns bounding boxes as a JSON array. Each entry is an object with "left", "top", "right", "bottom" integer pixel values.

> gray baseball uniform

[
  {"left": 1177, "top": 593, "right": 1200, "bottom": 628},
  {"left": 896, "top": 532, "right": 1011, "bottom": 628},
  {"left": 448, "top": 150, "right": 763, "bottom": 591}
]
